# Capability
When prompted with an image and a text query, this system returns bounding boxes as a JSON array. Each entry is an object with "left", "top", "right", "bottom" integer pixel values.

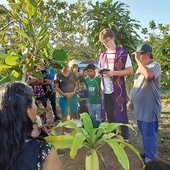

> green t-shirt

[{"left": 86, "top": 76, "right": 101, "bottom": 104}]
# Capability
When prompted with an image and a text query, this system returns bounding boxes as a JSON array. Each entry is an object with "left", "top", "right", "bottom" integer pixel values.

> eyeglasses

[{"left": 101, "top": 38, "right": 111, "bottom": 44}]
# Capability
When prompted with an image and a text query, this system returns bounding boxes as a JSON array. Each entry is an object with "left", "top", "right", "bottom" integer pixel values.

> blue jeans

[{"left": 137, "top": 120, "right": 158, "bottom": 163}]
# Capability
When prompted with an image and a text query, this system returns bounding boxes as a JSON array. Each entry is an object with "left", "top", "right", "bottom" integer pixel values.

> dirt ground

[{"left": 46, "top": 100, "right": 170, "bottom": 170}]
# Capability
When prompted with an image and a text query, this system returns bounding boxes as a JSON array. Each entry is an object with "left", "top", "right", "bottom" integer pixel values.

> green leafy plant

[
  {"left": 45, "top": 113, "right": 144, "bottom": 170},
  {"left": 0, "top": 0, "right": 69, "bottom": 85}
]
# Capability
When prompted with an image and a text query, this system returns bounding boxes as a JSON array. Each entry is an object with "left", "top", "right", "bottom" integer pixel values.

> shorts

[{"left": 58, "top": 95, "right": 78, "bottom": 115}]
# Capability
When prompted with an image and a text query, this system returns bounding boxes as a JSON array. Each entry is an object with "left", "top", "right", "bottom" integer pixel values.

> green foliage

[
  {"left": 37, "top": 107, "right": 46, "bottom": 115},
  {"left": 154, "top": 36, "right": 170, "bottom": 90},
  {"left": 0, "top": 0, "right": 68, "bottom": 84},
  {"left": 1, "top": 0, "right": 169, "bottom": 92},
  {"left": 52, "top": 49, "right": 68, "bottom": 61},
  {"left": 0, "top": 52, "right": 23, "bottom": 84},
  {"left": 45, "top": 113, "right": 144, "bottom": 170},
  {"left": 85, "top": 0, "right": 141, "bottom": 57},
  {"left": 141, "top": 21, "right": 170, "bottom": 90},
  {"left": 0, "top": 0, "right": 142, "bottom": 63},
  {"left": 43, "top": 0, "right": 89, "bottom": 60}
]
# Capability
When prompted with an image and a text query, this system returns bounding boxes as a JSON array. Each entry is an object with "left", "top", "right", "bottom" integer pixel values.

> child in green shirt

[{"left": 86, "top": 64, "right": 101, "bottom": 120}]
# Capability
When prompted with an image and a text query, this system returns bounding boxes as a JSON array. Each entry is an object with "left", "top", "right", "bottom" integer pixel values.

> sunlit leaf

[
  {"left": 10, "top": 70, "right": 20, "bottom": 79},
  {"left": 80, "top": 113, "right": 93, "bottom": 133},
  {"left": 26, "top": 0, "right": 37, "bottom": 18},
  {"left": 5, "top": 55, "right": 19, "bottom": 66},
  {"left": 0, "top": 63, "right": 12, "bottom": 69},
  {"left": 70, "top": 135, "right": 86, "bottom": 159},
  {"left": 80, "top": 113, "right": 96, "bottom": 143},
  {"left": 86, "top": 149, "right": 99, "bottom": 170},
  {"left": 118, "top": 140, "right": 145, "bottom": 169},
  {"left": 107, "top": 140, "right": 129, "bottom": 170},
  {"left": 105, "top": 123, "right": 133, "bottom": 133},
  {"left": 16, "top": 44, "right": 27, "bottom": 50},
  {"left": 45, "top": 135, "right": 74, "bottom": 149}
]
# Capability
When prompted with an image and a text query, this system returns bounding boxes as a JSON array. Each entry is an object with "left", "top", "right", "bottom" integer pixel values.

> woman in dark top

[
  {"left": 0, "top": 82, "right": 64, "bottom": 170},
  {"left": 55, "top": 64, "right": 79, "bottom": 122}
]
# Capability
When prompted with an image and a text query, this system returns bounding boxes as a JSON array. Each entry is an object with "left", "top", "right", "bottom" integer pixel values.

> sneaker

[
  {"left": 140, "top": 152, "right": 145, "bottom": 159},
  {"left": 54, "top": 116, "right": 61, "bottom": 122},
  {"left": 57, "top": 150, "right": 66, "bottom": 157}
]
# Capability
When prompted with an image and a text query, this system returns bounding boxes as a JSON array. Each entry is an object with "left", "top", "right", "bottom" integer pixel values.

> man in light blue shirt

[{"left": 129, "top": 44, "right": 162, "bottom": 163}]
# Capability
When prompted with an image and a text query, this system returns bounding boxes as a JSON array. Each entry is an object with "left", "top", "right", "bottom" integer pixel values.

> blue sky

[
  {"left": 118, "top": 0, "right": 170, "bottom": 28},
  {"left": 1, "top": 0, "right": 170, "bottom": 30}
]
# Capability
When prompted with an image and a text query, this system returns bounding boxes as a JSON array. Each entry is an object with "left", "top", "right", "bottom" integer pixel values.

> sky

[
  {"left": 0, "top": 0, "right": 170, "bottom": 32},
  {"left": 118, "top": 0, "right": 170, "bottom": 29}
]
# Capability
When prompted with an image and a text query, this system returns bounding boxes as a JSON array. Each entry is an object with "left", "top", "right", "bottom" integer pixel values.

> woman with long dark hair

[{"left": 0, "top": 82, "right": 64, "bottom": 170}]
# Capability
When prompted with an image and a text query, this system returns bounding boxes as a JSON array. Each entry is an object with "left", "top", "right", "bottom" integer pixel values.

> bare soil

[{"left": 46, "top": 100, "right": 170, "bottom": 170}]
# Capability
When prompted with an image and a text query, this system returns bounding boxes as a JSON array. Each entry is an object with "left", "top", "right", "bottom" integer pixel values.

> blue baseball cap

[{"left": 136, "top": 44, "right": 152, "bottom": 53}]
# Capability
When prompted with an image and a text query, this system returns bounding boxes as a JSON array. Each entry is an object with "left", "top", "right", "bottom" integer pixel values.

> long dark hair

[{"left": 0, "top": 82, "right": 34, "bottom": 170}]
